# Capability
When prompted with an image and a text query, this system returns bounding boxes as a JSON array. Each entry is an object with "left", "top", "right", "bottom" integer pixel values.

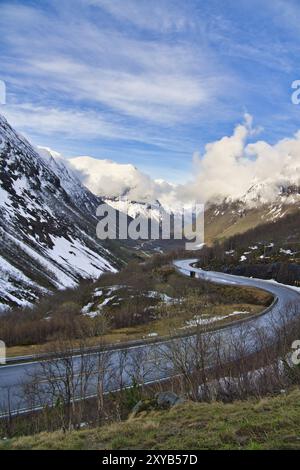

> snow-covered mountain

[
  {"left": 103, "top": 197, "right": 165, "bottom": 223},
  {"left": 0, "top": 115, "right": 119, "bottom": 311},
  {"left": 241, "top": 180, "right": 300, "bottom": 208},
  {"left": 205, "top": 182, "right": 300, "bottom": 243},
  {"left": 55, "top": 153, "right": 195, "bottom": 230},
  {"left": 43, "top": 148, "right": 300, "bottom": 247}
]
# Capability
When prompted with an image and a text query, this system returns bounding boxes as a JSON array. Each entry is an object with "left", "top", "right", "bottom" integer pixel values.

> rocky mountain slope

[
  {"left": 103, "top": 196, "right": 165, "bottom": 223},
  {"left": 204, "top": 183, "right": 300, "bottom": 244},
  {"left": 101, "top": 180, "right": 300, "bottom": 246},
  {"left": 95, "top": 177, "right": 300, "bottom": 247},
  {"left": 2, "top": 110, "right": 299, "bottom": 312},
  {"left": 49, "top": 142, "right": 300, "bottom": 247},
  {"left": 0, "top": 115, "right": 120, "bottom": 311}
]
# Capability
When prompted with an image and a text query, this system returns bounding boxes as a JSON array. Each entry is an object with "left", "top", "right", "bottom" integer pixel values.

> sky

[{"left": 1, "top": 0, "right": 300, "bottom": 186}]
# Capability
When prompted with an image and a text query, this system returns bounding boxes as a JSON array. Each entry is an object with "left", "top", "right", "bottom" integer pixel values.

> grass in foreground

[{"left": 2, "top": 388, "right": 300, "bottom": 450}]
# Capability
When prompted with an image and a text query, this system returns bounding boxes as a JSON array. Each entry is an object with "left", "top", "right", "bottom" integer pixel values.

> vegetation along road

[{"left": 0, "top": 259, "right": 299, "bottom": 416}]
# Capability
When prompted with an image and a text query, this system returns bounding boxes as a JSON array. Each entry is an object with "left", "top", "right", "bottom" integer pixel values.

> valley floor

[
  {"left": 3, "top": 262, "right": 271, "bottom": 358},
  {"left": 2, "top": 388, "right": 300, "bottom": 450},
  {"left": 6, "top": 302, "right": 263, "bottom": 358}
]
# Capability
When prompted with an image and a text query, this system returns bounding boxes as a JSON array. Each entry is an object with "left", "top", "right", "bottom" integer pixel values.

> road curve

[
  {"left": 174, "top": 258, "right": 300, "bottom": 330},
  {"left": 1, "top": 259, "right": 299, "bottom": 416}
]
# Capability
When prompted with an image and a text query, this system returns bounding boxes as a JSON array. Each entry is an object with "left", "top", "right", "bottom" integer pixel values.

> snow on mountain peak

[{"left": 0, "top": 115, "right": 118, "bottom": 310}]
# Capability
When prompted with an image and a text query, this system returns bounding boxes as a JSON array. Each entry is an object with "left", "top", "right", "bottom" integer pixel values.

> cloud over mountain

[
  {"left": 40, "top": 114, "right": 300, "bottom": 208},
  {"left": 65, "top": 155, "right": 176, "bottom": 204},
  {"left": 180, "top": 114, "right": 300, "bottom": 204}
]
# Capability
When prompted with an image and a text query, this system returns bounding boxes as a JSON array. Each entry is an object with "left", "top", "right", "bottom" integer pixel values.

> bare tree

[
  {"left": 22, "top": 339, "right": 95, "bottom": 431},
  {"left": 94, "top": 348, "right": 113, "bottom": 426},
  {"left": 159, "top": 325, "right": 216, "bottom": 401}
]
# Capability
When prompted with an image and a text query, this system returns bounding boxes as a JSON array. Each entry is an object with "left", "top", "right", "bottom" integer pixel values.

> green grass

[{"left": 2, "top": 388, "right": 300, "bottom": 450}]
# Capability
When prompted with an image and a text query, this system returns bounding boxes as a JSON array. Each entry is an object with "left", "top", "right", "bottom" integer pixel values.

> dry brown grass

[{"left": 2, "top": 388, "right": 300, "bottom": 450}]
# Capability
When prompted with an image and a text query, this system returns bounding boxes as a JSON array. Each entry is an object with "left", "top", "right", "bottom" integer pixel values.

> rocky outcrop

[{"left": 131, "top": 391, "right": 185, "bottom": 417}]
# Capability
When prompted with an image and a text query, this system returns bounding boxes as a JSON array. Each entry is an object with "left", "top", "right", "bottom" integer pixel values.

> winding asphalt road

[{"left": 1, "top": 259, "right": 299, "bottom": 416}]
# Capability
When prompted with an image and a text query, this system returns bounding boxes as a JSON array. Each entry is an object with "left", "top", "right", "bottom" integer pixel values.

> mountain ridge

[
  {"left": 204, "top": 183, "right": 300, "bottom": 244},
  {"left": 0, "top": 115, "right": 119, "bottom": 310}
]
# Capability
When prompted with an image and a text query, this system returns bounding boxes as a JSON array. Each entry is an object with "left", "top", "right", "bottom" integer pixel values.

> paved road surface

[{"left": 1, "top": 259, "right": 299, "bottom": 416}]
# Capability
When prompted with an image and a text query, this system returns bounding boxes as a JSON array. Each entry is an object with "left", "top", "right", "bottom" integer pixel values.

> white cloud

[
  {"left": 1, "top": 103, "right": 197, "bottom": 157},
  {"left": 23, "top": 56, "right": 211, "bottom": 124},
  {"left": 2, "top": 1, "right": 298, "bottom": 208},
  {"left": 87, "top": 0, "right": 194, "bottom": 33},
  {"left": 68, "top": 155, "right": 175, "bottom": 202},
  {"left": 180, "top": 114, "right": 300, "bottom": 203},
  {"left": 32, "top": 113, "right": 300, "bottom": 209},
  {"left": 0, "top": 2, "right": 222, "bottom": 125},
  {"left": 8, "top": 105, "right": 300, "bottom": 208},
  {"left": 2, "top": 104, "right": 121, "bottom": 139},
  {"left": 35, "top": 145, "right": 180, "bottom": 207}
]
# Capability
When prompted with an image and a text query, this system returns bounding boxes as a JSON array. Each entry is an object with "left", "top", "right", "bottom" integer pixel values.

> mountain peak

[{"left": 0, "top": 116, "right": 118, "bottom": 310}]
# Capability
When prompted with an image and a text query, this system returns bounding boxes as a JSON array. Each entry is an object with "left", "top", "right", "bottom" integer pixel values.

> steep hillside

[
  {"left": 205, "top": 185, "right": 300, "bottom": 244},
  {"left": 0, "top": 115, "right": 119, "bottom": 310}
]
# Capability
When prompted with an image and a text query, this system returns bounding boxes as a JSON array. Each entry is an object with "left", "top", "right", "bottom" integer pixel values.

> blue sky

[{"left": 1, "top": 0, "right": 300, "bottom": 183}]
